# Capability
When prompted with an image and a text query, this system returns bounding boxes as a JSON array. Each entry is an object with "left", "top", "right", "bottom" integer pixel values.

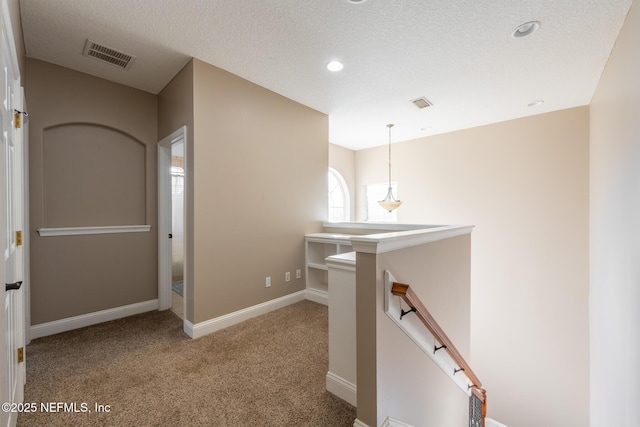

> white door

[{"left": 0, "top": 10, "right": 25, "bottom": 427}]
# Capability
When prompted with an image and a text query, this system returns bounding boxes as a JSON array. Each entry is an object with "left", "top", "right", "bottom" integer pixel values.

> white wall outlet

[
  {"left": 265, "top": 276, "right": 271, "bottom": 287},
  {"left": 285, "top": 272, "right": 291, "bottom": 282},
  {"left": 296, "top": 269, "right": 301, "bottom": 279}
]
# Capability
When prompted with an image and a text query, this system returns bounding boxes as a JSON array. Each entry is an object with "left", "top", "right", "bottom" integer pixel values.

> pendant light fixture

[{"left": 378, "top": 123, "right": 402, "bottom": 212}]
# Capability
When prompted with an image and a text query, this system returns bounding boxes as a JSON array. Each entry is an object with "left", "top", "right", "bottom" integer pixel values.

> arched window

[{"left": 328, "top": 167, "right": 350, "bottom": 222}]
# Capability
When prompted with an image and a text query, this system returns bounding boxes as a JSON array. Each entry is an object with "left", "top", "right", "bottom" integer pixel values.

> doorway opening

[
  {"left": 158, "top": 127, "right": 187, "bottom": 325},
  {"left": 169, "top": 141, "right": 184, "bottom": 318}
]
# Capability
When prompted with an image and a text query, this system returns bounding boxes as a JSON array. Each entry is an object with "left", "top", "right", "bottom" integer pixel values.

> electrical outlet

[
  {"left": 285, "top": 272, "right": 291, "bottom": 282},
  {"left": 265, "top": 276, "right": 271, "bottom": 288},
  {"left": 296, "top": 269, "right": 301, "bottom": 279}
]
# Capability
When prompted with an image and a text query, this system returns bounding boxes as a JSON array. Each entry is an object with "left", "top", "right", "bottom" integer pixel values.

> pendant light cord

[
  {"left": 378, "top": 123, "right": 402, "bottom": 211},
  {"left": 387, "top": 123, "right": 394, "bottom": 187}
]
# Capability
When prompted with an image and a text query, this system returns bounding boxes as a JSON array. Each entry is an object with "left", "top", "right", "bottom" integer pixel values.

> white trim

[
  {"left": 189, "top": 291, "right": 307, "bottom": 339},
  {"left": 353, "top": 419, "right": 370, "bottom": 427},
  {"left": 305, "top": 233, "right": 353, "bottom": 245},
  {"left": 22, "top": 90, "right": 31, "bottom": 345},
  {"left": 305, "top": 288, "right": 328, "bottom": 306},
  {"left": 325, "top": 252, "right": 356, "bottom": 271},
  {"left": 183, "top": 319, "right": 195, "bottom": 338},
  {"left": 381, "top": 417, "right": 416, "bottom": 427},
  {"left": 37, "top": 225, "right": 151, "bottom": 237},
  {"left": 326, "top": 371, "right": 357, "bottom": 406},
  {"left": 350, "top": 225, "right": 473, "bottom": 254},
  {"left": 307, "top": 262, "right": 328, "bottom": 271},
  {"left": 30, "top": 299, "right": 158, "bottom": 339},
  {"left": 323, "top": 222, "right": 438, "bottom": 232}
]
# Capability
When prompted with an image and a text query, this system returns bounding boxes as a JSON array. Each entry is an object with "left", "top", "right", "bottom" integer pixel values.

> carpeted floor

[{"left": 18, "top": 300, "right": 356, "bottom": 426}]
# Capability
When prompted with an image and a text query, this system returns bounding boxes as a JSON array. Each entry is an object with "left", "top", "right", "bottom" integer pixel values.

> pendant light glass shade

[{"left": 378, "top": 123, "right": 402, "bottom": 212}]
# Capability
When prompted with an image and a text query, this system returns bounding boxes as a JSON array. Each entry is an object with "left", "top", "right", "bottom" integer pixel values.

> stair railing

[{"left": 384, "top": 270, "right": 487, "bottom": 427}]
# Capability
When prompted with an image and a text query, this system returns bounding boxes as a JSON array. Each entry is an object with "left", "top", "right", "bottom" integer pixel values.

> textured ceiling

[{"left": 20, "top": 0, "right": 633, "bottom": 150}]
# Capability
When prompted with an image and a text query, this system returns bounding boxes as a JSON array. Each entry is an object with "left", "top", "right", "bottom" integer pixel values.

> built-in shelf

[
  {"left": 305, "top": 233, "right": 353, "bottom": 304},
  {"left": 37, "top": 225, "right": 152, "bottom": 237},
  {"left": 305, "top": 224, "right": 468, "bottom": 306}
]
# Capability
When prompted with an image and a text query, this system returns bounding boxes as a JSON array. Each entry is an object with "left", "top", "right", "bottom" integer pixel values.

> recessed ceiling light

[
  {"left": 512, "top": 21, "right": 540, "bottom": 38},
  {"left": 347, "top": 0, "right": 367, "bottom": 3},
  {"left": 326, "top": 60, "right": 344, "bottom": 72},
  {"left": 527, "top": 100, "right": 544, "bottom": 107}
]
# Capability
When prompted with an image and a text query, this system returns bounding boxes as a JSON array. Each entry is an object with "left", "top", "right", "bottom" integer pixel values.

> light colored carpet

[{"left": 18, "top": 300, "right": 356, "bottom": 426}]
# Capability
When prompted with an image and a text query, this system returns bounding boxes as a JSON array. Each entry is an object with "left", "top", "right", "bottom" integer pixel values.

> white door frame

[
  {"left": 20, "top": 90, "right": 29, "bottom": 347},
  {"left": 157, "top": 126, "right": 187, "bottom": 318}
]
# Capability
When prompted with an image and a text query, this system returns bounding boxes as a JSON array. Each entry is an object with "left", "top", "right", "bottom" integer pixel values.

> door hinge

[
  {"left": 17, "top": 347, "right": 24, "bottom": 363},
  {"left": 16, "top": 230, "right": 22, "bottom": 246},
  {"left": 13, "top": 110, "right": 27, "bottom": 129}
]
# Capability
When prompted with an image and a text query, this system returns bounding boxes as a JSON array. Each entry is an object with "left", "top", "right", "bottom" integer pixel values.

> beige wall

[
  {"left": 26, "top": 55, "right": 328, "bottom": 328},
  {"left": 356, "top": 107, "right": 590, "bottom": 427},
  {"left": 26, "top": 59, "right": 158, "bottom": 324},
  {"left": 329, "top": 143, "right": 356, "bottom": 221},
  {"left": 158, "top": 60, "right": 195, "bottom": 321},
  {"left": 191, "top": 59, "right": 327, "bottom": 323},
  {"left": 590, "top": 1, "right": 640, "bottom": 426},
  {"left": 356, "top": 235, "right": 471, "bottom": 426}
]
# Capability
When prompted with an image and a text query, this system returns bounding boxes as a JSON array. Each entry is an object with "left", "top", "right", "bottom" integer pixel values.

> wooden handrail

[{"left": 391, "top": 281, "right": 487, "bottom": 409}]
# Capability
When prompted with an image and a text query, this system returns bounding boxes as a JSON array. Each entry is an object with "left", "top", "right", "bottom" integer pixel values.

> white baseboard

[
  {"left": 326, "top": 371, "right": 357, "bottom": 406},
  {"left": 381, "top": 417, "right": 415, "bottom": 427},
  {"left": 188, "top": 290, "right": 307, "bottom": 339},
  {"left": 30, "top": 299, "right": 158, "bottom": 339},
  {"left": 183, "top": 319, "right": 195, "bottom": 338},
  {"left": 305, "top": 288, "right": 328, "bottom": 305},
  {"left": 353, "top": 417, "right": 414, "bottom": 427}
]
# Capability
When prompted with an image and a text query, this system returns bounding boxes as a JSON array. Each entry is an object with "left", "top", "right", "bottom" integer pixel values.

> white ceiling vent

[
  {"left": 82, "top": 39, "right": 136, "bottom": 70},
  {"left": 411, "top": 97, "right": 433, "bottom": 109}
]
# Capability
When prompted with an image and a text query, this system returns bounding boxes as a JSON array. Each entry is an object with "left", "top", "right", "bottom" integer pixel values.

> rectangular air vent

[
  {"left": 411, "top": 97, "right": 433, "bottom": 109},
  {"left": 82, "top": 39, "right": 136, "bottom": 70}
]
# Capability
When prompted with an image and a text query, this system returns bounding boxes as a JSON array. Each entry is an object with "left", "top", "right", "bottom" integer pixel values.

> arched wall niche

[{"left": 42, "top": 122, "right": 147, "bottom": 227}]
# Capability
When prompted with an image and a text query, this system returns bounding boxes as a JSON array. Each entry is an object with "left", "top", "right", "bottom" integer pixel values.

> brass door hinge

[
  {"left": 13, "top": 110, "right": 27, "bottom": 129},
  {"left": 16, "top": 230, "right": 22, "bottom": 246},
  {"left": 17, "top": 347, "right": 24, "bottom": 363}
]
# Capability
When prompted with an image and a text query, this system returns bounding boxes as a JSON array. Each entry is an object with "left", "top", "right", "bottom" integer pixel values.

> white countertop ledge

[
  {"left": 325, "top": 251, "right": 357, "bottom": 270},
  {"left": 349, "top": 225, "right": 474, "bottom": 254},
  {"left": 37, "top": 225, "right": 152, "bottom": 237}
]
